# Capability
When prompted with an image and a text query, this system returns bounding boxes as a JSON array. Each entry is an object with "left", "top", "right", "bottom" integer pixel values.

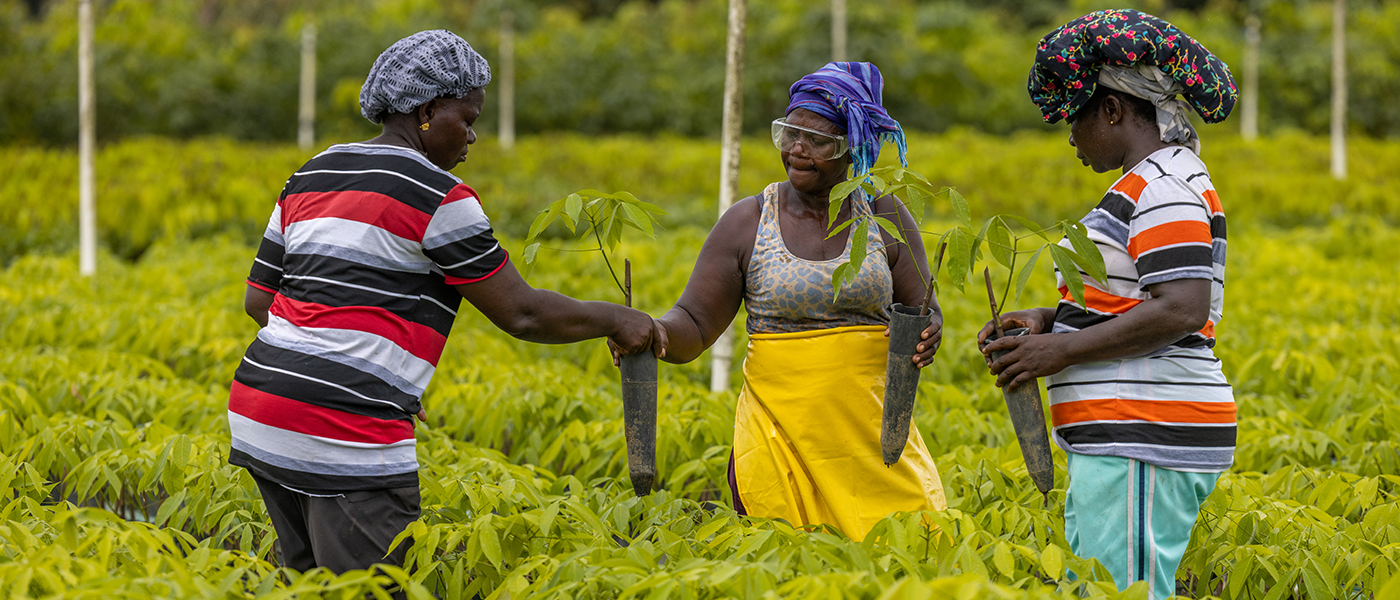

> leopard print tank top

[{"left": 744, "top": 182, "right": 893, "bottom": 335}]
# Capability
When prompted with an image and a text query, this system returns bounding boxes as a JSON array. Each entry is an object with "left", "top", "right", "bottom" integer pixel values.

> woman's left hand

[
  {"left": 887, "top": 317, "right": 942, "bottom": 369},
  {"left": 982, "top": 333, "right": 1069, "bottom": 390}
]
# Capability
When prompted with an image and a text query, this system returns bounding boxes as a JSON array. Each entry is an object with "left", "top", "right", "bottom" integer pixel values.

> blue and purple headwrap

[{"left": 787, "top": 61, "right": 908, "bottom": 180}]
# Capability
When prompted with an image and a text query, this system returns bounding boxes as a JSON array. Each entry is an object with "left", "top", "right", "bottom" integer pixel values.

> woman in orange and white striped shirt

[{"left": 978, "top": 10, "right": 1237, "bottom": 600}]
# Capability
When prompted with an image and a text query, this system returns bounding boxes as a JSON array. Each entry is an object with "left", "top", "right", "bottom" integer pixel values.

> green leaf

[
  {"left": 1048, "top": 244, "right": 1086, "bottom": 308},
  {"left": 1063, "top": 221, "right": 1106, "bottom": 283},
  {"left": 825, "top": 218, "right": 856, "bottom": 240},
  {"left": 948, "top": 188, "right": 971, "bottom": 227},
  {"left": 987, "top": 217, "right": 1014, "bottom": 269},
  {"left": 905, "top": 184, "right": 933, "bottom": 225},
  {"left": 563, "top": 193, "right": 583, "bottom": 230},
  {"left": 154, "top": 489, "right": 186, "bottom": 527},
  {"left": 867, "top": 174, "right": 887, "bottom": 192},
  {"left": 944, "top": 227, "right": 973, "bottom": 291},
  {"left": 831, "top": 261, "right": 857, "bottom": 299},
  {"left": 522, "top": 243, "right": 540, "bottom": 265},
  {"left": 871, "top": 215, "right": 905, "bottom": 246},
  {"left": 829, "top": 179, "right": 863, "bottom": 226},
  {"left": 619, "top": 202, "right": 655, "bottom": 238},
  {"left": 603, "top": 204, "right": 623, "bottom": 250},
  {"left": 849, "top": 223, "right": 869, "bottom": 274},
  {"left": 478, "top": 521, "right": 503, "bottom": 567},
  {"left": 539, "top": 501, "right": 560, "bottom": 536},
  {"left": 971, "top": 217, "right": 996, "bottom": 267},
  {"left": 1013, "top": 246, "right": 1044, "bottom": 303},
  {"left": 172, "top": 435, "right": 191, "bottom": 469},
  {"left": 525, "top": 202, "right": 563, "bottom": 243},
  {"left": 993, "top": 543, "right": 1015, "bottom": 577},
  {"left": 1040, "top": 544, "right": 1064, "bottom": 580},
  {"left": 575, "top": 189, "right": 612, "bottom": 199}
]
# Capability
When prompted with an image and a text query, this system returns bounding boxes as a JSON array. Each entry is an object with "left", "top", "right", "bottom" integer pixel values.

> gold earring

[{"left": 419, "top": 123, "right": 430, "bottom": 131}]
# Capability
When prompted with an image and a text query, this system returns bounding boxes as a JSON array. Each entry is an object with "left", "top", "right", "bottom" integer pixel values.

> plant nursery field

[{"left": 1, "top": 132, "right": 1399, "bottom": 599}]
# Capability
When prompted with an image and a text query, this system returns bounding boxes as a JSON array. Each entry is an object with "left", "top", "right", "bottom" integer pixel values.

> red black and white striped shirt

[
  {"left": 1047, "top": 146, "right": 1235, "bottom": 473},
  {"left": 229, "top": 143, "right": 507, "bottom": 493}
]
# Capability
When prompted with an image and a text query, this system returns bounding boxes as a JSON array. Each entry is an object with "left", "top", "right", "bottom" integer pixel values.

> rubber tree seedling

[
  {"left": 522, "top": 190, "right": 667, "bottom": 497},
  {"left": 825, "top": 167, "right": 1106, "bottom": 497}
]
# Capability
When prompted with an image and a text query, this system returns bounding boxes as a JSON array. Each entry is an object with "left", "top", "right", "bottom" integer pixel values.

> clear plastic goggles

[{"left": 771, "top": 118, "right": 849, "bottom": 161}]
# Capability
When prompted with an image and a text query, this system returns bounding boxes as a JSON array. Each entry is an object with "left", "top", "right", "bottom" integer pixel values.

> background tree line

[{"left": 3, "top": 0, "right": 1398, "bottom": 146}]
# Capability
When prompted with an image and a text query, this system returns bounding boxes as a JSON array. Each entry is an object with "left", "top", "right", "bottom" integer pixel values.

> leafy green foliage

[
  {"left": 2, "top": 136, "right": 1400, "bottom": 598},
  {"left": 826, "top": 166, "right": 1105, "bottom": 310},
  {"left": 6, "top": 0, "right": 1400, "bottom": 143},
  {"left": 522, "top": 189, "right": 667, "bottom": 299}
]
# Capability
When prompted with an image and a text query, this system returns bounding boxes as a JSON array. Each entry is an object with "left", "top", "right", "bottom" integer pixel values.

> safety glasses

[{"left": 771, "top": 118, "right": 849, "bottom": 161}]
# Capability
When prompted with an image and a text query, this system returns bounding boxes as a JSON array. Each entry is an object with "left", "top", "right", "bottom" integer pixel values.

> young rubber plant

[
  {"left": 522, "top": 189, "right": 668, "bottom": 304},
  {"left": 521, "top": 189, "right": 668, "bottom": 497},
  {"left": 825, "top": 165, "right": 1107, "bottom": 311}
]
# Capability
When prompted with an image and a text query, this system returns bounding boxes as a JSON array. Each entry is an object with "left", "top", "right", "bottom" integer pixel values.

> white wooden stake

[
  {"left": 710, "top": 0, "right": 746, "bottom": 393},
  {"left": 1330, "top": 0, "right": 1347, "bottom": 180},
  {"left": 78, "top": 0, "right": 96, "bottom": 276},
  {"left": 831, "top": 0, "right": 847, "bottom": 62},
  {"left": 499, "top": 11, "right": 516, "bottom": 150},
  {"left": 1241, "top": 14, "right": 1260, "bottom": 142},
  {"left": 298, "top": 23, "right": 317, "bottom": 151}
]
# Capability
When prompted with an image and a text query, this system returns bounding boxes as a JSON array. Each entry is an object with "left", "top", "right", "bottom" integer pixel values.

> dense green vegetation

[
  {"left": 4, "top": 130, "right": 1398, "bottom": 264},
  {"left": 5, "top": 0, "right": 1400, "bottom": 145},
  {"left": 2, "top": 132, "right": 1399, "bottom": 597}
]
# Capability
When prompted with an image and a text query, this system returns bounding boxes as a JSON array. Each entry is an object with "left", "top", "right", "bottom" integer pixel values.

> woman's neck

[{"left": 1119, "top": 137, "right": 1175, "bottom": 175}]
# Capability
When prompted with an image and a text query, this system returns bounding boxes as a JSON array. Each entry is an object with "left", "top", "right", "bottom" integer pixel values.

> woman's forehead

[{"left": 786, "top": 108, "right": 846, "bottom": 135}]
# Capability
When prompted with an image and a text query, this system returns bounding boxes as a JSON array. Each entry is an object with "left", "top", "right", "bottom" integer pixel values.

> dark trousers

[{"left": 253, "top": 474, "right": 420, "bottom": 574}]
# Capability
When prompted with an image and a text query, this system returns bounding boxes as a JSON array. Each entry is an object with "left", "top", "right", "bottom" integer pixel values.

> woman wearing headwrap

[
  {"left": 979, "top": 10, "right": 1237, "bottom": 599},
  {"left": 650, "top": 62, "right": 946, "bottom": 540},
  {"left": 229, "top": 30, "right": 661, "bottom": 576}
]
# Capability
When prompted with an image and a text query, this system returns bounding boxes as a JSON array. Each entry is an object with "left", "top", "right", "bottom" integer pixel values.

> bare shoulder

[{"left": 707, "top": 194, "right": 762, "bottom": 247}]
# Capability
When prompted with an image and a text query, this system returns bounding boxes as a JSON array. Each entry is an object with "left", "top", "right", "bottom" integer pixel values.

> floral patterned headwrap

[{"left": 1028, "top": 9, "right": 1237, "bottom": 126}]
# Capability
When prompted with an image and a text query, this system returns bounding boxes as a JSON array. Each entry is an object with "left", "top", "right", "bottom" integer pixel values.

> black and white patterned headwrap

[{"left": 359, "top": 30, "right": 491, "bottom": 125}]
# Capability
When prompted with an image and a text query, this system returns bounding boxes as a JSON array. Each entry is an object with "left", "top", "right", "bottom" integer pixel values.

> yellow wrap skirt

[{"left": 732, "top": 325, "right": 947, "bottom": 540}]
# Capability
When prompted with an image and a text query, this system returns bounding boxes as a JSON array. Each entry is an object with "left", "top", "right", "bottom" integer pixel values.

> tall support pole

[
  {"left": 298, "top": 23, "right": 317, "bottom": 151},
  {"left": 710, "top": 0, "right": 746, "bottom": 393},
  {"left": 1241, "top": 14, "right": 1260, "bottom": 142},
  {"left": 1330, "top": 0, "right": 1347, "bottom": 180},
  {"left": 498, "top": 11, "right": 516, "bottom": 150},
  {"left": 78, "top": 0, "right": 96, "bottom": 276},
  {"left": 831, "top": 0, "right": 847, "bottom": 62}
]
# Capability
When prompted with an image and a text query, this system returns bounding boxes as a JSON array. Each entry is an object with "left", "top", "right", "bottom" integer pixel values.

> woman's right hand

[
  {"left": 976, "top": 308, "right": 1051, "bottom": 349},
  {"left": 609, "top": 312, "right": 668, "bottom": 366}
]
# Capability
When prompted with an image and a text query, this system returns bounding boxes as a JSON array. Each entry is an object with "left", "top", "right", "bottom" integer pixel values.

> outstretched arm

[
  {"left": 454, "top": 259, "right": 662, "bottom": 356},
  {"left": 653, "top": 196, "right": 761, "bottom": 364}
]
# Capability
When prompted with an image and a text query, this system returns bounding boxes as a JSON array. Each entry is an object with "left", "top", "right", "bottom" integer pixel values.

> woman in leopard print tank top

[{"left": 650, "top": 62, "right": 948, "bottom": 540}]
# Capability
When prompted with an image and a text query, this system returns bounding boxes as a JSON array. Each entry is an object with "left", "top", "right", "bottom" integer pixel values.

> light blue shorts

[{"left": 1064, "top": 452, "right": 1221, "bottom": 600}]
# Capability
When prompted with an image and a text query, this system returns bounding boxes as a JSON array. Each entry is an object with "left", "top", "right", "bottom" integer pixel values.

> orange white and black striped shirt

[{"left": 1047, "top": 146, "right": 1235, "bottom": 473}]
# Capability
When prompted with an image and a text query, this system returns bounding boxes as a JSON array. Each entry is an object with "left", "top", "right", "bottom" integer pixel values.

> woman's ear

[
  {"left": 1101, "top": 94, "right": 1124, "bottom": 126},
  {"left": 417, "top": 99, "right": 439, "bottom": 127}
]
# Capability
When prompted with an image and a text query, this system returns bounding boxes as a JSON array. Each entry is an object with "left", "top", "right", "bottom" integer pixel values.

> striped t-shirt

[
  {"left": 1047, "top": 146, "right": 1235, "bottom": 473},
  {"left": 228, "top": 143, "right": 508, "bottom": 494}
]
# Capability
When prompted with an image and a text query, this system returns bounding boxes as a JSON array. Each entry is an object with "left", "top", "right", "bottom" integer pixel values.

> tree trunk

[
  {"left": 710, "top": 0, "right": 746, "bottom": 393},
  {"left": 1241, "top": 14, "right": 1260, "bottom": 142},
  {"left": 1330, "top": 0, "right": 1347, "bottom": 180},
  {"left": 79, "top": 0, "right": 96, "bottom": 277},
  {"left": 499, "top": 11, "right": 516, "bottom": 150},
  {"left": 831, "top": 0, "right": 847, "bottom": 62},
  {"left": 298, "top": 23, "right": 317, "bottom": 152}
]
